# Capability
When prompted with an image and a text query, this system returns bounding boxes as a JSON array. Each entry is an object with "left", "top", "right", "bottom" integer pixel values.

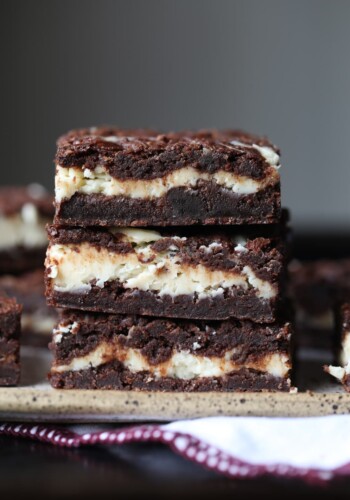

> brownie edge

[{"left": 0, "top": 293, "right": 21, "bottom": 386}]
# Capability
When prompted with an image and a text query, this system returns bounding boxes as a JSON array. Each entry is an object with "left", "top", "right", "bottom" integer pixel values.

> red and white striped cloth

[{"left": 1, "top": 416, "right": 350, "bottom": 483}]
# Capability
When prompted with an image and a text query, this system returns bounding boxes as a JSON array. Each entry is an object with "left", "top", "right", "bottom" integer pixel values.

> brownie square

[
  {"left": 45, "top": 224, "right": 288, "bottom": 322},
  {"left": 49, "top": 310, "right": 292, "bottom": 392},
  {"left": 54, "top": 127, "right": 281, "bottom": 227}
]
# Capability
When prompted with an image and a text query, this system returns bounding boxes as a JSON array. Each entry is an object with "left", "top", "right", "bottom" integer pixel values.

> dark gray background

[{"left": 2, "top": 0, "right": 350, "bottom": 229}]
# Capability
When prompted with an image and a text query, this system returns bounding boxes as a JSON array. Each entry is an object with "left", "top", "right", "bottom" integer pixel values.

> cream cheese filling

[
  {"left": 46, "top": 241, "right": 276, "bottom": 299},
  {"left": 0, "top": 204, "right": 48, "bottom": 250},
  {"left": 55, "top": 164, "right": 279, "bottom": 202},
  {"left": 328, "top": 331, "right": 350, "bottom": 382},
  {"left": 52, "top": 338, "right": 290, "bottom": 379}
]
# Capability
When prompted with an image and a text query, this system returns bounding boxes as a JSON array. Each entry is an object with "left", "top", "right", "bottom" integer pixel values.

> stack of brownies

[{"left": 45, "top": 127, "right": 293, "bottom": 391}]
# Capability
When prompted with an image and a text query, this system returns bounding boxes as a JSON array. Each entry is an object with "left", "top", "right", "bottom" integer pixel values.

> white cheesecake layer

[
  {"left": 0, "top": 204, "right": 48, "bottom": 250},
  {"left": 55, "top": 164, "right": 280, "bottom": 202},
  {"left": 46, "top": 241, "right": 276, "bottom": 299},
  {"left": 52, "top": 339, "right": 290, "bottom": 379}
]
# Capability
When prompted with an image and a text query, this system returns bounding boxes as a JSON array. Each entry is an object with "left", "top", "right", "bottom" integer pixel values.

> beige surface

[
  {"left": 0, "top": 346, "right": 348, "bottom": 422},
  {"left": 1, "top": 386, "right": 350, "bottom": 423}
]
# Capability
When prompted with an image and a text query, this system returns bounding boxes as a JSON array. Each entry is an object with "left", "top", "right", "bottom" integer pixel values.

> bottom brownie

[
  {"left": 0, "top": 294, "right": 21, "bottom": 385},
  {"left": 49, "top": 362, "right": 290, "bottom": 391},
  {"left": 49, "top": 310, "right": 293, "bottom": 392}
]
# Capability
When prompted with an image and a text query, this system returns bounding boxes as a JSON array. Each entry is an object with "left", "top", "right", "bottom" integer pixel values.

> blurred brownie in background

[
  {"left": 325, "top": 302, "right": 350, "bottom": 390},
  {"left": 0, "top": 293, "right": 21, "bottom": 385},
  {"left": 0, "top": 270, "right": 57, "bottom": 346},
  {"left": 289, "top": 258, "right": 350, "bottom": 350},
  {"left": 0, "top": 184, "right": 53, "bottom": 274}
]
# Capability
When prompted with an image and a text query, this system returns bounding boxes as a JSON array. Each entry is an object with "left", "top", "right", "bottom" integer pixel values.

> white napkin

[
  {"left": 166, "top": 416, "right": 347, "bottom": 470},
  {"left": 2, "top": 415, "right": 350, "bottom": 482}
]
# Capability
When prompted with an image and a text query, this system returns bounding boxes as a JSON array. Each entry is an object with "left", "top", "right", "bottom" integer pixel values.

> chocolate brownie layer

[
  {"left": 49, "top": 284, "right": 280, "bottom": 323},
  {"left": 55, "top": 128, "right": 281, "bottom": 226},
  {"left": 56, "top": 185, "right": 280, "bottom": 227},
  {"left": 0, "top": 185, "right": 53, "bottom": 274},
  {"left": 50, "top": 364, "right": 290, "bottom": 392},
  {"left": 46, "top": 226, "right": 287, "bottom": 321},
  {"left": 49, "top": 311, "right": 292, "bottom": 391},
  {"left": 52, "top": 310, "right": 292, "bottom": 364},
  {"left": 0, "top": 293, "right": 21, "bottom": 385},
  {"left": 0, "top": 270, "right": 57, "bottom": 346}
]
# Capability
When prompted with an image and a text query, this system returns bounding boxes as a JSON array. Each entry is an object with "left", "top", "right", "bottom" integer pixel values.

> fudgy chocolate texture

[
  {"left": 0, "top": 186, "right": 53, "bottom": 217},
  {"left": 0, "top": 293, "right": 21, "bottom": 386},
  {"left": 51, "top": 310, "right": 291, "bottom": 366},
  {"left": 56, "top": 128, "right": 279, "bottom": 180},
  {"left": 48, "top": 284, "right": 281, "bottom": 322},
  {"left": 0, "top": 247, "right": 47, "bottom": 275},
  {"left": 55, "top": 185, "right": 281, "bottom": 226},
  {"left": 49, "top": 363, "right": 290, "bottom": 391}
]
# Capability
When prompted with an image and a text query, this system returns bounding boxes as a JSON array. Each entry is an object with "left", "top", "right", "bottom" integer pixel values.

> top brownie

[{"left": 54, "top": 127, "right": 281, "bottom": 227}]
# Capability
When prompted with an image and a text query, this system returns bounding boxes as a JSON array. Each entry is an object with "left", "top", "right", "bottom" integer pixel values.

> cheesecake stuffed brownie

[
  {"left": 0, "top": 184, "right": 54, "bottom": 274},
  {"left": 0, "top": 293, "right": 21, "bottom": 385},
  {"left": 0, "top": 270, "right": 57, "bottom": 346},
  {"left": 49, "top": 310, "right": 292, "bottom": 391},
  {"left": 54, "top": 127, "right": 281, "bottom": 227},
  {"left": 45, "top": 226, "right": 287, "bottom": 322}
]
